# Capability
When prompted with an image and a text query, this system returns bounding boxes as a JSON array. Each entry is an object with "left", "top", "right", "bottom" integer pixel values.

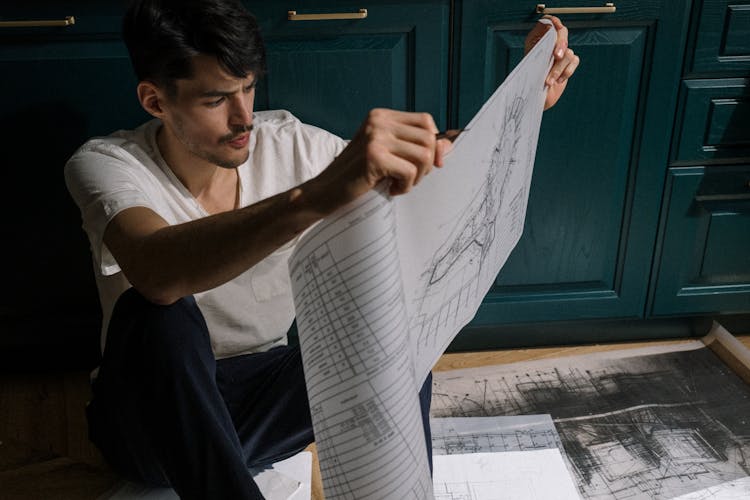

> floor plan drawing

[
  {"left": 431, "top": 342, "right": 750, "bottom": 499},
  {"left": 430, "top": 415, "right": 564, "bottom": 455}
]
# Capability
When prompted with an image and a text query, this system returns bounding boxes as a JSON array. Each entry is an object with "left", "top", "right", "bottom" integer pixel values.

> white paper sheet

[
  {"left": 289, "top": 25, "right": 557, "bottom": 499},
  {"left": 433, "top": 449, "right": 582, "bottom": 500}
]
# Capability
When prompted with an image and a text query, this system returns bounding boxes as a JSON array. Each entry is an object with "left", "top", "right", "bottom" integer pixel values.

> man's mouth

[{"left": 226, "top": 133, "right": 250, "bottom": 148}]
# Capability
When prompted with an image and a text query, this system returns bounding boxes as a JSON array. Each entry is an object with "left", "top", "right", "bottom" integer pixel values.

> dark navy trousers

[{"left": 86, "top": 288, "right": 433, "bottom": 499}]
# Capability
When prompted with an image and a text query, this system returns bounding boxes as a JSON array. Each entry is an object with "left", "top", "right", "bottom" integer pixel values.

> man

[{"left": 65, "top": 0, "right": 579, "bottom": 498}]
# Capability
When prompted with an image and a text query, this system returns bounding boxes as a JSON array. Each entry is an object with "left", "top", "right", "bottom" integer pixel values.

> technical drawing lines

[
  {"left": 294, "top": 209, "right": 406, "bottom": 400},
  {"left": 410, "top": 95, "right": 530, "bottom": 356},
  {"left": 433, "top": 429, "right": 561, "bottom": 455},
  {"left": 430, "top": 415, "right": 566, "bottom": 458},
  {"left": 312, "top": 374, "right": 431, "bottom": 499},
  {"left": 291, "top": 188, "right": 433, "bottom": 499},
  {"left": 434, "top": 481, "right": 495, "bottom": 500},
  {"left": 432, "top": 347, "right": 750, "bottom": 499}
]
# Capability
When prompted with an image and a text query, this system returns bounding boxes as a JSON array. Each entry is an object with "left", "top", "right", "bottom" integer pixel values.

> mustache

[{"left": 220, "top": 124, "right": 254, "bottom": 143}]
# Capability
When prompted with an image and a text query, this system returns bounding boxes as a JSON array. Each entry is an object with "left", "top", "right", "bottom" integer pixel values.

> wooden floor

[{"left": 2, "top": 334, "right": 749, "bottom": 499}]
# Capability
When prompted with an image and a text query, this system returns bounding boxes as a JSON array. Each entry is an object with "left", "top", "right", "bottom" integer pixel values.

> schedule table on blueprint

[{"left": 289, "top": 23, "right": 557, "bottom": 500}]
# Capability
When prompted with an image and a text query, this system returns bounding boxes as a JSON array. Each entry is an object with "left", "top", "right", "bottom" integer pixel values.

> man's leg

[
  {"left": 215, "top": 345, "right": 314, "bottom": 468},
  {"left": 419, "top": 372, "right": 433, "bottom": 473},
  {"left": 217, "top": 349, "right": 434, "bottom": 473},
  {"left": 86, "top": 288, "right": 263, "bottom": 500}
]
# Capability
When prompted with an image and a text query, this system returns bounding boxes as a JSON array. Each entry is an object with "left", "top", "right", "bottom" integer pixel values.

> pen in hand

[{"left": 435, "top": 129, "right": 466, "bottom": 142}]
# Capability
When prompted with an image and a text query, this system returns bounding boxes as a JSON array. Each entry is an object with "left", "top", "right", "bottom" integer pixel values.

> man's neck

[{"left": 156, "top": 125, "right": 239, "bottom": 214}]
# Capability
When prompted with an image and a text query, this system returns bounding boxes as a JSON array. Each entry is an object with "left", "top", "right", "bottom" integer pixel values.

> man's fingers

[
  {"left": 383, "top": 155, "right": 421, "bottom": 195},
  {"left": 434, "top": 138, "right": 454, "bottom": 168},
  {"left": 358, "top": 108, "right": 448, "bottom": 194},
  {"left": 542, "top": 15, "right": 568, "bottom": 58},
  {"left": 378, "top": 109, "right": 438, "bottom": 135},
  {"left": 389, "top": 139, "right": 434, "bottom": 185},
  {"left": 546, "top": 48, "right": 578, "bottom": 86},
  {"left": 557, "top": 51, "right": 580, "bottom": 83}
]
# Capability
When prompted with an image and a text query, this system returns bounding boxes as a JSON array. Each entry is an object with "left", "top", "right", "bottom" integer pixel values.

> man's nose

[{"left": 229, "top": 94, "right": 253, "bottom": 126}]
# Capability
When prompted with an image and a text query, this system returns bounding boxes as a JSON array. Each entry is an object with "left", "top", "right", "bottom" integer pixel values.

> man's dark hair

[{"left": 122, "top": 0, "right": 266, "bottom": 95}]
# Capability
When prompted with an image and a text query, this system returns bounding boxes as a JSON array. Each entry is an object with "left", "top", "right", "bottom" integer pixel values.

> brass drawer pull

[
  {"left": 288, "top": 9, "right": 367, "bottom": 21},
  {"left": 0, "top": 15, "right": 75, "bottom": 28},
  {"left": 536, "top": 3, "right": 616, "bottom": 14}
]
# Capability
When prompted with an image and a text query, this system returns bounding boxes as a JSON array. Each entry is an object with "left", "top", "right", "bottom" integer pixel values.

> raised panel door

[{"left": 454, "top": 1, "right": 691, "bottom": 342}]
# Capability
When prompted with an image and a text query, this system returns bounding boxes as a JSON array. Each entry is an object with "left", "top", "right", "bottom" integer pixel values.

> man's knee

[{"left": 109, "top": 288, "right": 212, "bottom": 367}]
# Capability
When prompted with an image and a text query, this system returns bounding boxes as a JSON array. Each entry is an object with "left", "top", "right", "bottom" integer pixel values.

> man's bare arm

[{"left": 105, "top": 109, "right": 453, "bottom": 305}]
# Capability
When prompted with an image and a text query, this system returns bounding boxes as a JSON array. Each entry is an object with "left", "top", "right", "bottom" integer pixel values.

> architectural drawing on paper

[
  {"left": 410, "top": 97, "right": 529, "bottom": 353},
  {"left": 290, "top": 191, "right": 433, "bottom": 499},
  {"left": 431, "top": 346, "right": 750, "bottom": 499},
  {"left": 430, "top": 415, "right": 564, "bottom": 456},
  {"left": 433, "top": 427, "right": 560, "bottom": 455},
  {"left": 433, "top": 481, "right": 511, "bottom": 500},
  {"left": 289, "top": 26, "right": 558, "bottom": 499}
]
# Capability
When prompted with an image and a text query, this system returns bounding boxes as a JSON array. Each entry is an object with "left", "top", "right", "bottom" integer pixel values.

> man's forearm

[{"left": 109, "top": 180, "right": 328, "bottom": 305}]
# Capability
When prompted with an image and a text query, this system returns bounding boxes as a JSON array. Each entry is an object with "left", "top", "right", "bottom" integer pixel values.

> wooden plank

[{"left": 0, "top": 438, "right": 116, "bottom": 500}]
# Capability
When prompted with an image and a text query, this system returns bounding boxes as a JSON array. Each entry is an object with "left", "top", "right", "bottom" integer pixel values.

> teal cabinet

[
  {"left": 652, "top": 166, "right": 750, "bottom": 314},
  {"left": 1, "top": 0, "right": 748, "bottom": 366},
  {"left": 0, "top": 4, "right": 148, "bottom": 367},
  {"left": 671, "top": 78, "right": 750, "bottom": 165},
  {"left": 453, "top": 1, "right": 692, "bottom": 332},
  {"left": 245, "top": 1, "right": 450, "bottom": 138},
  {"left": 650, "top": 0, "right": 750, "bottom": 318},
  {"left": 0, "top": 1, "right": 449, "bottom": 367},
  {"left": 687, "top": 0, "right": 750, "bottom": 76}
]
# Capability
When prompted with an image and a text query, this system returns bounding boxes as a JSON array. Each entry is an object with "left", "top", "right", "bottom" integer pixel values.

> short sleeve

[
  {"left": 297, "top": 121, "right": 348, "bottom": 179},
  {"left": 64, "top": 142, "right": 158, "bottom": 276}
]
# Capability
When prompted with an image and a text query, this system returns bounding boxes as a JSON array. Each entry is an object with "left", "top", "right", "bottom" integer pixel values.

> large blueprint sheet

[
  {"left": 431, "top": 326, "right": 750, "bottom": 499},
  {"left": 289, "top": 27, "right": 556, "bottom": 500}
]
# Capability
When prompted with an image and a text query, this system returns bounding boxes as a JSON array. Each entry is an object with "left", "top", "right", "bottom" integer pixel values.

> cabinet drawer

[
  {"left": 672, "top": 78, "right": 750, "bottom": 164},
  {"left": 687, "top": 0, "right": 750, "bottom": 75},
  {"left": 651, "top": 166, "right": 750, "bottom": 316}
]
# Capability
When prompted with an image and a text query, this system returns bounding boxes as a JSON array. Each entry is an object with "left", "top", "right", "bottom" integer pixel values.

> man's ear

[{"left": 137, "top": 81, "right": 168, "bottom": 119}]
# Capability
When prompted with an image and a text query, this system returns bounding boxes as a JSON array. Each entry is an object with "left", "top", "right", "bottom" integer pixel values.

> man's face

[{"left": 160, "top": 55, "right": 256, "bottom": 169}]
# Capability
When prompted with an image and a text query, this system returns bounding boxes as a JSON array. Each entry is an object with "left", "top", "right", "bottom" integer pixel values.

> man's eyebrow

[
  {"left": 199, "top": 89, "right": 233, "bottom": 98},
  {"left": 198, "top": 79, "right": 257, "bottom": 98}
]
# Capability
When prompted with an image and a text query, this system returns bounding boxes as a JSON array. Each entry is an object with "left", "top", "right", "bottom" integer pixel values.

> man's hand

[
  {"left": 525, "top": 15, "right": 580, "bottom": 110},
  {"left": 308, "top": 109, "right": 453, "bottom": 214}
]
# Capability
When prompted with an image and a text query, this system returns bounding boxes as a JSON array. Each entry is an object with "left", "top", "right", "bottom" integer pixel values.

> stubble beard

[{"left": 175, "top": 118, "right": 251, "bottom": 169}]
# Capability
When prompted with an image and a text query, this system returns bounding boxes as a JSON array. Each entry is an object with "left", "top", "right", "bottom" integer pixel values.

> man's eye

[
  {"left": 243, "top": 84, "right": 256, "bottom": 93},
  {"left": 206, "top": 97, "right": 225, "bottom": 107}
]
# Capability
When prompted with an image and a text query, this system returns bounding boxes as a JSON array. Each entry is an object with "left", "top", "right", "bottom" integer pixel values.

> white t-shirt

[{"left": 65, "top": 110, "right": 347, "bottom": 358}]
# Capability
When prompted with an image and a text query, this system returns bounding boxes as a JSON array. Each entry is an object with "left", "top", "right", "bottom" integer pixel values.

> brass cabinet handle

[
  {"left": 536, "top": 3, "right": 616, "bottom": 14},
  {"left": 288, "top": 9, "right": 367, "bottom": 21},
  {"left": 0, "top": 15, "right": 75, "bottom": 28}
]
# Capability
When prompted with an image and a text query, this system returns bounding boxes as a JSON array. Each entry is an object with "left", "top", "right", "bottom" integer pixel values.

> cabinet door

[
  {"left": 454, "top": 1, "right": 690, "bottom": 339},
  {"left": 0, "top": 4, "right": 149, "bottom": 366},
  {"left": 652, "top": 167, "right": 750, "bottom": 314},
  {"left": 245, "top": 0, "right": 449, "bottom": 138}
]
